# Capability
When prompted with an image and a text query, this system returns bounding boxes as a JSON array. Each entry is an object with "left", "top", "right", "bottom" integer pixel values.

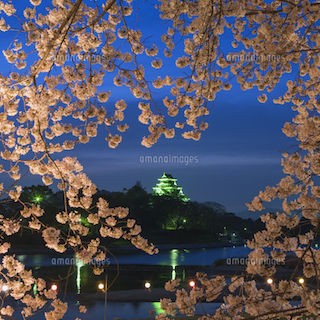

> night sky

[
  {"left": 1, "top": 2, "right": 297, "bottom": 217},
  {"left": 73, "top": 86, "right": 294, "bottom": 216}
]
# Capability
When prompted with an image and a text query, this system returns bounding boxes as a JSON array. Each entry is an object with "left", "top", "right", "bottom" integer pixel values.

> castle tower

[{"left": 152, "top": 173, "right": 189, "bottom": 202}]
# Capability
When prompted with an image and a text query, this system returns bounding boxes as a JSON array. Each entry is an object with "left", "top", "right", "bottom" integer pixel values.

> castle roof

[{"left": 152, "top": 172, "right": 189, "bottom": 202}]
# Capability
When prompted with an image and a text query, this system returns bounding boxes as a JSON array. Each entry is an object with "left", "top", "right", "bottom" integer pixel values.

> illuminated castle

[{"left": 152, "top": 173, "right": 189, "bottom": 202}]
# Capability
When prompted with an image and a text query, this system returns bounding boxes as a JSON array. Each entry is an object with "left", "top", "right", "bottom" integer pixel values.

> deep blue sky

[
  {"left": 1, "top": 1, "right": 297, "bottom": 217},
  {"left": 73, "top": 87, "right": 294, "bottom": 216}
]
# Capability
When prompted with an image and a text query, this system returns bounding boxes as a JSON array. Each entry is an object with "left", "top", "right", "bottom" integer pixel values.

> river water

[
  {"left": 14, "top": 246, "right": 250, "bottom": 319},
  {"left": 29, "top": 300, "right": 221, "bottom": 319},
  {"left": 17, "top": 245, "right": 251, "bottom": 267}
]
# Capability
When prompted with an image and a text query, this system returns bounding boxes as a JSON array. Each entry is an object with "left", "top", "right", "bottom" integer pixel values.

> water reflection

[
  {"left": 152, "top": 302, "right": 164, "bottom": 315},
  {"left": 170, "top": 249, "right": 178, "bottom": 280},
  {"left": 15, "top": 246, "right": 251, "bottom": 267},
  {"left": 171, "top": 266, "right": 176, "bottom": 280},
  {"left": 29, "top": 300, "right": 220, "bottom": 319},
  {"left": 76, "top": 258, "right": 84, "bottom": 294},
  {"left": 11, "top": 247, "right": 249, "bottom": 318},
  {"left": 11, "top": 247, "right": 252, "bottom": 299}
]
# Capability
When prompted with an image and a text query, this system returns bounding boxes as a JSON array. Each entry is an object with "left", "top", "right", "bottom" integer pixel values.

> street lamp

[
  {"left": 98, "top": 282, "right": 105, "bottom": 291},
  {"left": 1, "top": 284, "right": 8, "bottom": 292},
  {"left": 51, "top": 284, "right": 58, "bottom": 291}
]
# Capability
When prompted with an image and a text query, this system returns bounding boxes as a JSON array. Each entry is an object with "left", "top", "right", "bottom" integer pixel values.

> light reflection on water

[
  {"left": 76, "top": 258, "right": 84, "bottom": 294},
  {"left": 170, "top": 249, "right": 178, "bottom": 280},
  {"left": 13, "top": 247, "right": 248, "bottom": 318},
  {"left": 152, "top": 302, "right": 163, "bottom": 315},
  {"left": 16, "top": 246, "right": 250, "bottom": 267}
]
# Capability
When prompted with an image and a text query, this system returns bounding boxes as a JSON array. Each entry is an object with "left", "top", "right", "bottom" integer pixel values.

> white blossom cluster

[
  {"left": 0, "top": 0, "right": 318, "bottom": 318},
  {"left": 154, "top": 0, "right": 320, "bottom": 318},
  {"left": 0, "top": 254, "right": 77, "bottom": 319},
  {"left": 0, "top": 1, "right": 161, "bottom": 317}
]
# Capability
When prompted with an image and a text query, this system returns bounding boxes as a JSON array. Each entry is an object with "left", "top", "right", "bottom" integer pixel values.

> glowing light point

[
  {"left": 51, "top": 284, "right": 58, "bottom": 291},
  {"left": 33, "top": 195, "right": 43, "bottom": 204},
  {"left": 98, "top": 283, "right": 105, "bottom": 291},
  {"left": 144, "top": 281, "right": 151, "bottom": 289},
  {"left": 266, "top": 278, "right": 273, "bottom": 285},
  {"left": 189, "top": 280, "right": 196, "bottom": 288},
  {"left": 2, "top": 284, "right": 9, "bottom": 292},
  {"left": 298, "top": 277, "right": 304, "bottom": 284}
]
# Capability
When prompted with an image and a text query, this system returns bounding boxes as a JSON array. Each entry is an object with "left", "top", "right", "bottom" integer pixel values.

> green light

[
  {"left": 76, "top": 258, "right": 84, "bottom": 294},
  {"left": 33, "top": 283, "right": 37, "bottom": 295},
  {"left": 33, "top": 195, "right": 43, "bottom": 204},
  {"left": 172, "top": 266, "right": 176, "bottom": 280},
  {"left": 152, "top": 173, "right": 189, "bottom": 202},
  {"left": 152, "top": 302, "right": 164, "bottom": 315},
  {"left": 170, "top": 249, "right": 178, "bottom": 280}
]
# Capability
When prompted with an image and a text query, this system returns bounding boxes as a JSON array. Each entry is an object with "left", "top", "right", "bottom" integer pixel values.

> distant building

[{"left": 152, "top": 173, "right": 189, "bottom": 202}]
